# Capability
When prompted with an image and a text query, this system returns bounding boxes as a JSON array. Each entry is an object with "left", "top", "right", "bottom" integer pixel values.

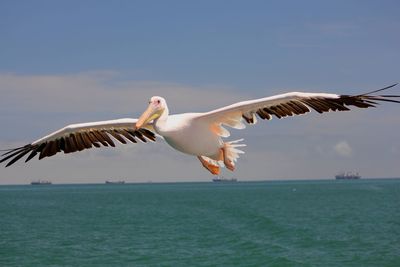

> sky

[{"left": 0, "top": 0, "right": 399, "bottom": 184}]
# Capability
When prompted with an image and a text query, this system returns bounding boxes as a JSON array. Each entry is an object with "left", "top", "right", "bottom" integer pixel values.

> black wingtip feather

[
  {"left": 6, "top": 148, "right": 32, "bottom": 167},
  {"left": 1, "top": 145, "right": 30, "bottom": 156},
  {"left": 360, "top": 83, "right": 398, "bottom": 96},
  {"left": 0, "top": 145, "right": 35, "bottom": 167}
]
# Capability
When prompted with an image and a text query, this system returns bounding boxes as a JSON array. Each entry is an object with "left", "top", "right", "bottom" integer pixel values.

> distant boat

[
  {"left": 212, "top": 177, "right": 237, "bottom": 182},
  {"left": 105, "top": 180, "right": 125, "bottom": 184},
  {"left": 335, "top": 172, "right": 361, "bottom": 180},
  {"left": 31, "top": 180, "right": 52, "bottom": 185}
]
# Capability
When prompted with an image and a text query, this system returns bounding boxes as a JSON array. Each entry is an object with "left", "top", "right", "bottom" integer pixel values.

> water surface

[{"left": 1, "top": 179, "right": 399, "bottom": 266}]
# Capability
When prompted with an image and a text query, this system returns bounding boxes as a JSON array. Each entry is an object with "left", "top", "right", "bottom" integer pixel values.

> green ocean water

[{"left": 0, "top": 179, "right": 399, "bottom": 267}]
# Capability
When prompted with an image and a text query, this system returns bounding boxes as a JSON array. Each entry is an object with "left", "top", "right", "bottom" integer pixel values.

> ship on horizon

[
  {"left": 30, "top": 180, "right": 52, "bottom": 185},
  {"left": 105, "top": 180, "right": 125, "bottom": 184},
  {"left": 212, "top": 177, "right": 237, "bottom": 182},
  {"left": 335, "top": 172, "right": 361, "bottom": 180}
]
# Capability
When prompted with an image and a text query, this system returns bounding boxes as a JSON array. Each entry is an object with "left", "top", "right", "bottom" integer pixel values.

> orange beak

[
  {"left": 136, "top": 103, "right": 164, "bottom": 129},
  {"left": 136, "top": 104, "right": 155, "bottom": 129}
]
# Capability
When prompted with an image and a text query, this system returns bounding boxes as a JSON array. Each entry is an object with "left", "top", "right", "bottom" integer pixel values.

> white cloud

[
  {"left": 0, "top": 71, "right": 250, "bottom": 114},
  {"left": 334, "top": 141, "right": 352, "bottom": 157}
]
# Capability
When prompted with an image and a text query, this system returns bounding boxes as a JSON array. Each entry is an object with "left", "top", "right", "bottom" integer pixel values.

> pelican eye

[{"left": 157, "top": 100, "right": 161, "bottom": 104}]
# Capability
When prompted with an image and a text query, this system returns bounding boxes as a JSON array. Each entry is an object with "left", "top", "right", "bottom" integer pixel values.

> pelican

[{"left": 1, "top": 84, "right": 399, "bottom": 175}]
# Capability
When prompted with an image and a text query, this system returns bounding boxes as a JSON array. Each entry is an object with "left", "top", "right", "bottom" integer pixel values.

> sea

[{"left": 0, "top": 179, "right": 399, "bottom": 267}]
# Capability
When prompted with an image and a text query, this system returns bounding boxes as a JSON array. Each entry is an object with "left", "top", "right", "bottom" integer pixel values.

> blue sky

[{"left": 1, "top": 1, "right": 399, "bottom": 184}]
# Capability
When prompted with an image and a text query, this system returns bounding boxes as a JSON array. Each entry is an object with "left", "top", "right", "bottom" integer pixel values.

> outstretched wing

[
  {"left": 195, "top": 84, "right": 399, "bottom": 137},
  {"left": 1, "top": 118, "right": 156, "bottom": 167}
]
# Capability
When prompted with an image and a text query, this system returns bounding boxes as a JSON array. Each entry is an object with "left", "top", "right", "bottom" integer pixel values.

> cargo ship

[
  {"left": 212, "top": 177, "right": 237, "bottom": 182},
  {"left": 31, "top": 180, "right": 52, "bottom": 185},
  {"left": 105, "top": 180, "right": 125, "bottom": 184},
  {"left": 335, "top": 172, "right": 361, "bottom": 180}
]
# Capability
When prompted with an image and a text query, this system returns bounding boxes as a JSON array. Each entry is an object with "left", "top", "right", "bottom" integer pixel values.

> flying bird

[{"left": 1, "top": 84, "right": 399, "bottom": 175}]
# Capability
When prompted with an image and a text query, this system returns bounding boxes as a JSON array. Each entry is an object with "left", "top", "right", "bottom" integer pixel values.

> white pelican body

[
  {"left": 1, "top": 84, "right": 399, "bottom": 175},
  {"left": 157, "top": 113, "right": 223, "bottom": 158},
  {"left": 136, "top": 100, "right": 245, "bottom": 173}
]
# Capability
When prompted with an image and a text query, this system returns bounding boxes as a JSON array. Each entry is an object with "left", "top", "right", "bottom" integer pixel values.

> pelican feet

[
  {"left": 221, "top": 146, "right": 235, "bottom": 172},
  {"left": 197, "top": 156, "right": 220, "bottom": 175},
  {"left": 224, "top": 158, "right": 235, "bottom": 172}
]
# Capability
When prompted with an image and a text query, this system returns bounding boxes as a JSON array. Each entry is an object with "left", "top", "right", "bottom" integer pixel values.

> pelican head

[{"left": 136, "top": 96, "right": 167, "bottom": 129}]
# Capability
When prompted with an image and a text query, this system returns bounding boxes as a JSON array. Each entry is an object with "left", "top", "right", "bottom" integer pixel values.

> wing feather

[
  {"left": 1, "top": 118, "right": 156, "bottom": 166},
  {"left": 195, "top": 84, "right": 399, "bottom": 137}
]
